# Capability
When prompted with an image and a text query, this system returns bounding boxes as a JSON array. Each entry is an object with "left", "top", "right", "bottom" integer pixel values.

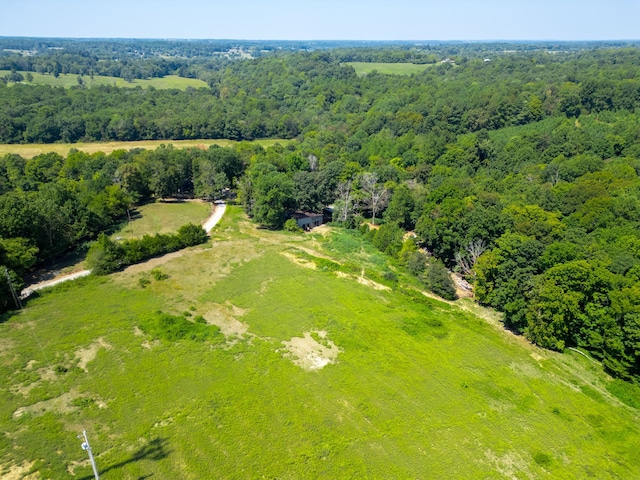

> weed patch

[{"left": 139, "top": 311, "right": 224, "bottom": 343}]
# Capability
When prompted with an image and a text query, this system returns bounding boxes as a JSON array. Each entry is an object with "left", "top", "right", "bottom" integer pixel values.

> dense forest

[{"left": 1, "top": 40, "right": 640, "bottom": 383}]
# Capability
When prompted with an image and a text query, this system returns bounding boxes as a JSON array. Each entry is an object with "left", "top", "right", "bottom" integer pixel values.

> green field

[
  {"left": 0, "top": 70, "right": 208, "bottom": 90},
  {"left": 111, "top": 201, "right": 212, "bottom": 240},
  {"left": 344, "top": 62, "right": 434, "bottom": 76},
  {"left": 0, "top": 138, "right": 293, "bottom": 159},
  {"left": 1, "top": 206, "right": 640, "bottom": 478}
]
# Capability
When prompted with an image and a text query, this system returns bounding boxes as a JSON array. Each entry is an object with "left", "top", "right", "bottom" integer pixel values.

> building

[{"left": 292, "top": 212, "right": 323, "bottom": 230}]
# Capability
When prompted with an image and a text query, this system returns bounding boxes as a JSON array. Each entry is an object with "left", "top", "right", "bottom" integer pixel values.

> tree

[
  {"left": 384, "top": 184, "right": 415, "bottom": 230},
  {"left": 253, "top": 171, "right": 294, "bottom": 229},
  {"left": 333, "top": 181, "right": 356, "bottom": 223},
  {"left": 425, "top": 260, "right": 457, "bottom": 300},
  {"left": 359, "top": 172, "right": 388, "bottom": 225}
]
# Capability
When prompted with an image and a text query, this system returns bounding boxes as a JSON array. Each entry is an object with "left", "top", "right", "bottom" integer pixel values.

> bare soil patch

[
  {"left": 281, "top": 331, "right": 341, "bottom": 371},
  {"left": 75, "top": 338, "right": 112, "bottom": 371},
  {"left": 335, "top": 270, "right": 390, "bottom": 291},
  {"left": 280, "top": 252, "right": 316, "bottom": 270},
  {"left": 13, "top": 390, "right": 81, "bottom": 418},
  {"left": 0, "top": 461, "right": 38, "bottom": 480},
  {"left": 202, "top": 302, "right": 250, "bottom": 338}
]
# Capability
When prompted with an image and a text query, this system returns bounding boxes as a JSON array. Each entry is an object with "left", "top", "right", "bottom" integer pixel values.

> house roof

[{"left": 292, "top": 211, "right": 323, "bottom": 220}]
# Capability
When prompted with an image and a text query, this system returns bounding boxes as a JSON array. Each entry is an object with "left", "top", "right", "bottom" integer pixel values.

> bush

[
  {"left": 151, "top": 268, "right": 169, "bottom": 281},
  {"left": 89, "top": 224, "right": 208, "bottom": 275},
  {"left": 425, "top": 261, "right": 458, "bottom": 300},
  {"left": 283, "top": 219, "right": 303, "bottom": 233},
  {"left": 86, "top": 234, "right": 125, "bottom": 275},
  {"left": 177, "top": 223, "right": 208, "bottom": 246}
]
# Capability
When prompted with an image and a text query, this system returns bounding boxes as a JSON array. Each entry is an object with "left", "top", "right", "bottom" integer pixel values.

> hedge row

[{"left": 86, "top": 223, "right": 208, "bottom": 275}]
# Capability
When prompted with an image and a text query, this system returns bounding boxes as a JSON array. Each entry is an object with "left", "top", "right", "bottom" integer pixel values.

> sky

[{"left": 0, "top": 0, "right": 638, "bottom": 41}]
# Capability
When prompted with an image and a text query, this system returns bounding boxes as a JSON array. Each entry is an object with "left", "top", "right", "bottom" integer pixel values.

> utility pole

[
  {"left": 127, "top": 208, "right": 134, "bottom": 235},
  {"left": 4, "top": 267, "right": 22, "bottom": 310},
  {"left": 78, "top": 430, "right": 100, "bottom": 480}
]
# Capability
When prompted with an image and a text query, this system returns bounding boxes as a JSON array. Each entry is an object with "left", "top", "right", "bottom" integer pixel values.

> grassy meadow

[
  {"left": 0, "top": 70, "right": 208, "bottom": 90},
  {"left": 0, "top": 138, "right": 293, "bottom": 159},
  {"left": 1, "top": 206, "right": 640, "bottom": 478},
  {"left": 111, "top": 201, "right": 213, "bottom": 240},
  {"left": 344, "top": 62, "right": 434, "bottom": 76}
]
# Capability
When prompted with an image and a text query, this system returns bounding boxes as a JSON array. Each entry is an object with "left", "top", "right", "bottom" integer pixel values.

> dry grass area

[{"left": 0, "top": 138, "right": 292, "bottom": 159}]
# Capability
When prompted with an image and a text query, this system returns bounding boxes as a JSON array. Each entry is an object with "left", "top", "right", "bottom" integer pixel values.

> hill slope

[{"left": 1, "top": 207, "right": 639, "bottom": 478}]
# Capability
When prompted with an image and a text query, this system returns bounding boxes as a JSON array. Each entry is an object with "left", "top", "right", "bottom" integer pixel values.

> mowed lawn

[
  {"left": 344, "top": 62, "right": 434, "bottom": 76},
  {"left": 0, "top": 70, "right": 208, "bottom": 90},
  {"left": 111, "top": 200, "right": 212, "bottom": 240},
  {"left": 0, "top": 138, "right": 293, "bottom": 159},
  {"left": 1, "top": 207, "right": 639, "bottom": 478}
]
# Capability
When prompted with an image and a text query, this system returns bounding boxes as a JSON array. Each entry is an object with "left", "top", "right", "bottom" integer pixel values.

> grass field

[
  {"left": 0, "top": 70, "right": 208, "bottom": 90},
  {"left": 111, "top": 201, "right": 212, "bottom": 240},
  {"left": 1, "top": 206, "right": 640, "bottom": 478},
  {"left": 344, "top": 62, "right": 434, "bottom": 76},
  {"left": 0, "top": 138, "right": 293, "bottom": 159}
]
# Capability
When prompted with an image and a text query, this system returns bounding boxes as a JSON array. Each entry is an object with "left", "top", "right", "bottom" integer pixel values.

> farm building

[{"left": 292, "top": 211, "right": 323, "bottom": 230}]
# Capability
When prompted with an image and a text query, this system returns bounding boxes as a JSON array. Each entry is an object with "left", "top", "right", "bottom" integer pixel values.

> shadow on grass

[{"left": 78, "top": 437, "right": 170, "bottom": 480}]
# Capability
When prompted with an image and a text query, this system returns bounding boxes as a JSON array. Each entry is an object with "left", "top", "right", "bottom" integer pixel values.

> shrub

[
  {"left": 86, "top": 234, "right": 125, "bottom": 275},
  {"left": 89, "top": 224, "right": 208, "bottom": 275},
  {"left": 177, "top": 223, "right": 208, "bottom": 246},
  {"left": 283, "top": 219, "right": 303, "bottom": 233},
  {"left": 425, "top": 260, "right": 458, "bottom": 300},
  {"left": 151, "top": 268, "right": 169, "bottom": 281}
]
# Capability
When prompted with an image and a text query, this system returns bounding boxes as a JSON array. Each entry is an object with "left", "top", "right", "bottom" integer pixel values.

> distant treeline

[{"left": 2, "top": 48, "right": 640, "bottom": 146}]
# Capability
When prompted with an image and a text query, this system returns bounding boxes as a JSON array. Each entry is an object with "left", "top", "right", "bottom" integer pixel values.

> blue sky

[{"left": 1, "top": 0, "right": 638, "bottom": 40}]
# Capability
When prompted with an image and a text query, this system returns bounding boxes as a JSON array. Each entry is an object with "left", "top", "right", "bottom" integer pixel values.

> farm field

[
  {"left": 1, "top": 206, "right": 640, "bottom": 478},
  {"left": 0, "top": 70, "right": 208, "bottom": 90},
  {"left": 344, "top": 62, "right": 434, "bottom": 75},
  {"left": 111, "top": 201, "right": 213, "bottom": 240},
  {"left": 0, "top": 138, "right": 292, "bottom": 159}
]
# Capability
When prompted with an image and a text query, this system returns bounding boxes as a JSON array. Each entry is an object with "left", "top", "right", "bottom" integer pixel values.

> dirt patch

[
  {"left": 280, "top": 252, "right": 316, "bottom": 270},
  {"left": 202, "top": 302, "right": 249, "bottom": 338},
  {"left": 11, "top": 381, "right": 40, "bottom": 397},
  {"left": 259, "top": 277, "right": 274, "bottom": 294},
  {"left": 141, "top": 340, "right": 161, "bottom": 350},
  {"left": 0, "top": 461, "right": 38, "bottom": 480},
  {"left": 484, "top": 449, "right": 532, "bottom": 480},
  {"left": 13, "top": 390, "right": 81, "bottom": 418},
  {"left": 356, "top": 276, "right": 389, "bottom": 291},
  {"left": 335, "top": 271, "right": 390, "bottom": 291},
  {"left": 118, "top": 249, "right": 191, "bottom": 275},
  {"left": 290, "top": 245, "right": 338, "bottom": 262},
  {"left": 75, "top": 338, "right": 112, "bottom": 371},
  {"left": 281, "top": 331, "right": 341, "bottom": 371}
]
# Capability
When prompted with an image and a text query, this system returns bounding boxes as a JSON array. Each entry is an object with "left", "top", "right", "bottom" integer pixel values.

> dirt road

[{"left": 20, "top": 201, "right": 226, "bottom": 299}]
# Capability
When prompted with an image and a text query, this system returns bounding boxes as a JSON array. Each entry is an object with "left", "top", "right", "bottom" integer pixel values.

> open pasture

[
  {"left": 0, "top": 138, "right": 292, "bottom": 159},
  {"left": 111, "top": 201, "right": 212, "bottom": 240},
  {"left": 1, "top": 207, "right": 639, "bottom": 478},
  {"left": 344, "top": 62, "right": 434, "bottom": 76},
  {"left": 0, "top": 70, "right": 208, "bottom": 90}
]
